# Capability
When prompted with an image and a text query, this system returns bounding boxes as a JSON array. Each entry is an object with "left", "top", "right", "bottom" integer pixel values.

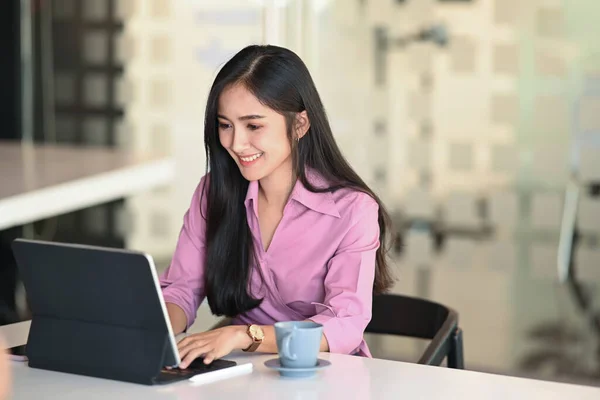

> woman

[{"left": 160, "top": 45, "right": 394, "bottom": 369}]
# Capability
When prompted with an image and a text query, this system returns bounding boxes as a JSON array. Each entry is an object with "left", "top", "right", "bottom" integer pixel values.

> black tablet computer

[{"left": 11, "top": 238, "right": 237, "bottom": 385}]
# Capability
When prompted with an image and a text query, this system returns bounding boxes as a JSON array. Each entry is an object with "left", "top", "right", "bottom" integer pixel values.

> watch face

[{"left": 249, "top": 325, "right": 264, "bottom": 340}]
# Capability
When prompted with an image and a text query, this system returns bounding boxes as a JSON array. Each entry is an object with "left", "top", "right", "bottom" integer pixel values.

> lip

[{"left": 237, "top": 152, "right": 263, "bottom": 167}]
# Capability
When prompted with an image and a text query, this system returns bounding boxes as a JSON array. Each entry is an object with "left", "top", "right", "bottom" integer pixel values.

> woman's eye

[
  {"left": 248, "top": 124, "right": 260, "bottom": 131},
  {"left": 218, "top": 122, "right": 231, "bottom": 130}
]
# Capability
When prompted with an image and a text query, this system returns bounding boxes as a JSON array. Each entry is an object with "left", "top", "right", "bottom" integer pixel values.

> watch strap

[{"left": 243, "top": 340, "right": 261, "bottom": 352}]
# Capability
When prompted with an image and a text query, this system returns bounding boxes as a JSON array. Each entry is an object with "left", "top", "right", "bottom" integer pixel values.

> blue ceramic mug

[{"left": 274, "top": 321, "right": 323, "bottom": 368}]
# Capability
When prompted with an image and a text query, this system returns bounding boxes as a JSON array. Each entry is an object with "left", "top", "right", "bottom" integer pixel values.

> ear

[{"left": 295, "top": 110, "right": 310, "bottom": 140}]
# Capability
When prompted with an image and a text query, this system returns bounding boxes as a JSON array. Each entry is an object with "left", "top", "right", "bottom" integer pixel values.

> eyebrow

[{"left": 217, "top": 114, "right": 266, "bottom": 121}]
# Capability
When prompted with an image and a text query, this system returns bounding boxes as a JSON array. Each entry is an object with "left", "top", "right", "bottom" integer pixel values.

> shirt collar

[{"left": 244, "top": 169, "right": 341, "bottom": 218}]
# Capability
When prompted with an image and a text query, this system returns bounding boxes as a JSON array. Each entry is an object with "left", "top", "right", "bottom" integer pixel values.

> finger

[
  {"left": 178, "top": 338, "right": 207, "bottom": 358},
  {"left": 203, "top": 350, "right": 217, "bottom": 365},
  {"left": 177, "top": 338, "right": 189, "bottom": 352},
  {"left": 180, "top": 348, "right": 211, "bottom": 369},
  {"left": 203, "top": 345, "right": 230, "bottom": 365},
  {"left": 180, "top": 345, "right": 213, "bottom": 369},
  {"left": 177, "top": 332, "right": 217, "bottom": 351},
  {"left": 177, "top": 335, "right": 196, "bottom": 351},
  {"left": 178, "top": 334, "right": 216, "bottom": 356},
  {"left": 178, "top": 341, "right": 208, "bottom": 363}
]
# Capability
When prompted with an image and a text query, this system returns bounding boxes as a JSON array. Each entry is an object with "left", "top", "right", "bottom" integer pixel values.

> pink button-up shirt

[{"left": 159, "top": 170, "right": 380, "bottom": 357}]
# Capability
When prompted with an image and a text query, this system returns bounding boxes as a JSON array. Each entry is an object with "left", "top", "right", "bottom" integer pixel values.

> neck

[{"left": 258, "top": 159, "right": 295, "bottom": 210}]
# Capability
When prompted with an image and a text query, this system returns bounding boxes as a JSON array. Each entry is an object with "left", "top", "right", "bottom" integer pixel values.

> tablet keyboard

[
  {"left": 153, "top": 358, "right": 238, "bottom": 385},
  {"left": 154, "top": 367, "right": 200, "bottom": 384}
]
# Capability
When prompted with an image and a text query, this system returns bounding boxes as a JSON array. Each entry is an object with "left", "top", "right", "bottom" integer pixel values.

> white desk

[
  {"left": 2, "top": 321, "right": 600, "bottom": 400},
  {"left": 0, "top": 141, "right": 175, "bottom": 230}
]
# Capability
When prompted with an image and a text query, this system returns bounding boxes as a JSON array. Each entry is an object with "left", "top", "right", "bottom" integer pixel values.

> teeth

[{"left": 240, "top": 153, "right": 263, "bottom": 162}]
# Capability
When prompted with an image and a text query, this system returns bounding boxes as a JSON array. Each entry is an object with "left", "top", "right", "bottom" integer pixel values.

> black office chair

[{"left": 366, "top": 294, "right": 464, "bottom": 369}]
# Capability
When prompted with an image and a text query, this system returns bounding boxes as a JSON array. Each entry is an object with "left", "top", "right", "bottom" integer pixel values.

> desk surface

[
  {"left": 2, "top": 321, "right": 600, "bottom": 400},
  {"left": 0, "top": 141, "right": 175, "bottom": 230}
]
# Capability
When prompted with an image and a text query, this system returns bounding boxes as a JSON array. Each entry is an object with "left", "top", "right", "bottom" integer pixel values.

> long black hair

[{"left": 203, "top": 45, "right": 394, "bottom": 317}]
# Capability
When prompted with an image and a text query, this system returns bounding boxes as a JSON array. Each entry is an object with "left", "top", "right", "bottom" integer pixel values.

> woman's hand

[{"left": 177, "top": 326, "right": 251, "bottom": 369}]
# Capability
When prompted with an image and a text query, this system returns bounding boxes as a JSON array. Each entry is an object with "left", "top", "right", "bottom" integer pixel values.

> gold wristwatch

[{"left": 243, "top": 324, "right": 264, "bottom": 352}]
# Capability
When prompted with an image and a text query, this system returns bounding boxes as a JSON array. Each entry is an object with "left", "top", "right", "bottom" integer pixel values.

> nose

[{"left": 230, "top": 128, "right": 249, "bottom": 153}]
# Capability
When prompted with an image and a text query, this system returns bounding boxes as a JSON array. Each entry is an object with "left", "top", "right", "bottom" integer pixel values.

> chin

[
  {"left": 235, "top": 157, "right": 282, "bottom": 182},
  {"left": 239, "top": 168, "right": 267, "bottom": 182}
]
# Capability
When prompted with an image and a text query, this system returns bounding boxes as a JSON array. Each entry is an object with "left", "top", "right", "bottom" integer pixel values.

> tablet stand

[{"left": 27, "top": 315, "right": 170, "bottom": 385}]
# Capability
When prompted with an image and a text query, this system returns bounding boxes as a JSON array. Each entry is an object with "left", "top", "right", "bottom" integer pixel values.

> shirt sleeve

[
  {"left": 309, "top": 195, "right": 379, "bottom": 355},
  {"left": 159, "top": 176, "right": 208, "bottom": 330}
]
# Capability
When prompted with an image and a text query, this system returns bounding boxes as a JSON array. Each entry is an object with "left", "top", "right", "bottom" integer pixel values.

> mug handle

[{"left": 281, "top": 331, "right": 298, "bottom": 361}]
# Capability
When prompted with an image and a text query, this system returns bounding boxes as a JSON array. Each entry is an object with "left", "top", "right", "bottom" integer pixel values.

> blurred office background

[{"left": 1, "top": 0, "right": 600, "bottom": 388}]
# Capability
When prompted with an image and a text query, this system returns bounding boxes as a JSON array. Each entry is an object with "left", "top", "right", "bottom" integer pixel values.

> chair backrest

[
  {"left": 367, "top": 294, "right": 451, "bottom": 338},
  {"left": 366, "top": 294, "right": 461, "bottom": 366}
]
